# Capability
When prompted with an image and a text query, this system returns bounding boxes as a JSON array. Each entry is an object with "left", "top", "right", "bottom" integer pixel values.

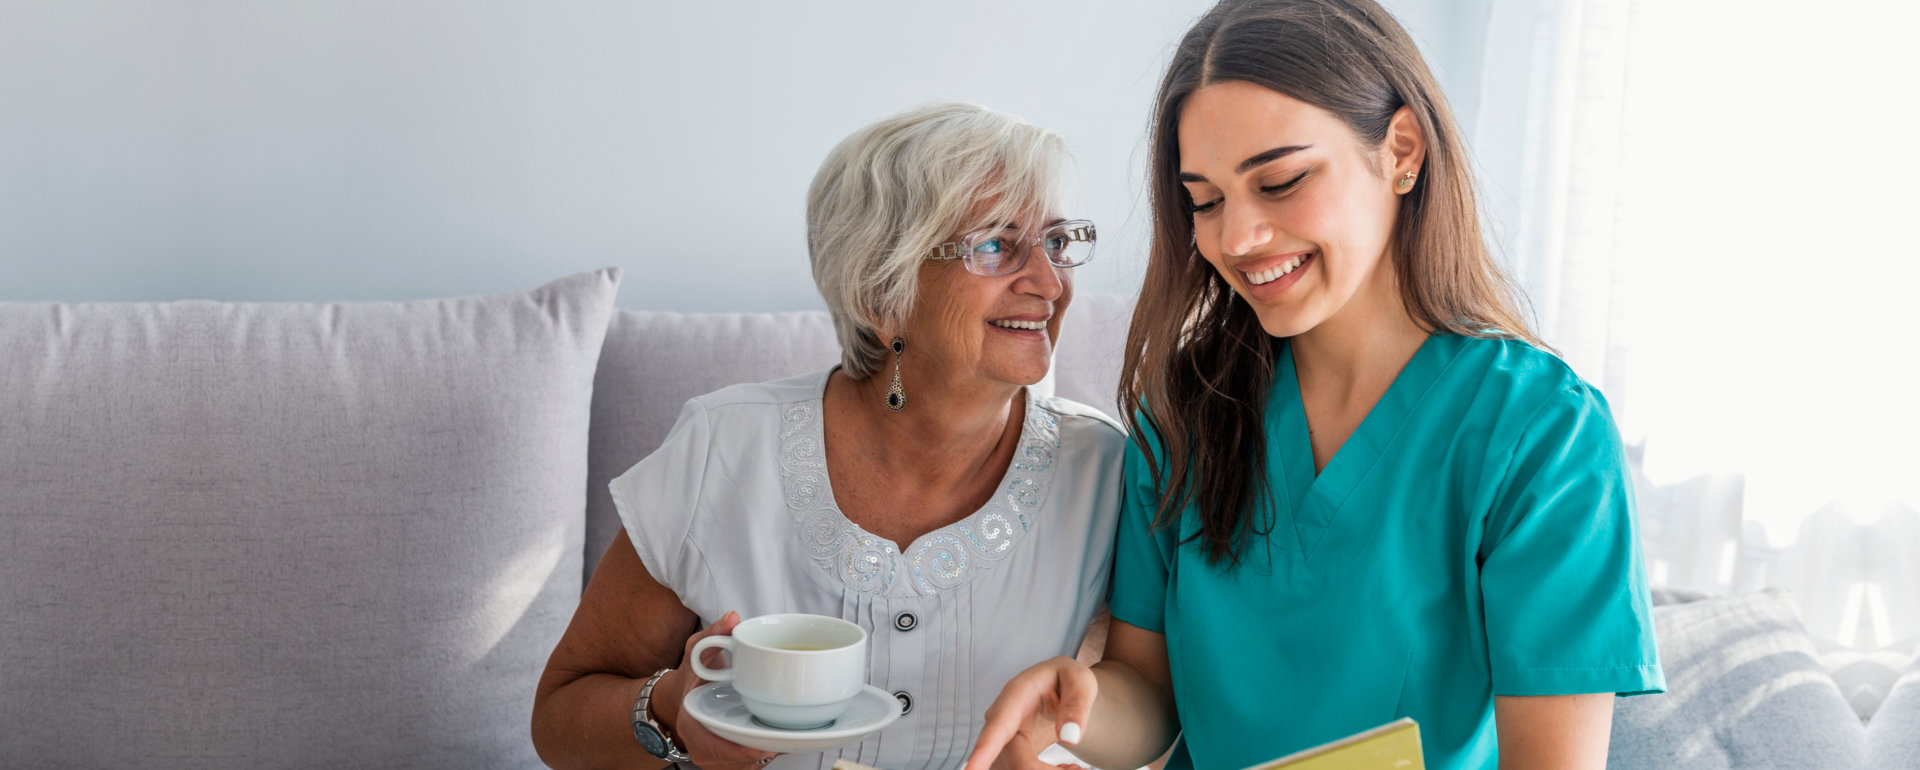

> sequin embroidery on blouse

[{"left": 777, "top": 390, "right": 1062, "bottom": 596}]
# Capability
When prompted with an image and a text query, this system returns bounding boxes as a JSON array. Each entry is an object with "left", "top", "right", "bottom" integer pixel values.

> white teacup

[{"left": 691, "top": 613, "right": 869, "bottom": 730}]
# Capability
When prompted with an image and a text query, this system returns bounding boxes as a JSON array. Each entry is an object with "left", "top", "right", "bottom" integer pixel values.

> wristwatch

[{"left": 633, "top": 668, "right": 693, "bottom": 763}]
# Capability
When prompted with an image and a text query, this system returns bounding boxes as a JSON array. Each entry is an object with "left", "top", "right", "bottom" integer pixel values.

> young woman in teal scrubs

[{"left": 966, "top": 1, "right": 1664, "bottom": 769}]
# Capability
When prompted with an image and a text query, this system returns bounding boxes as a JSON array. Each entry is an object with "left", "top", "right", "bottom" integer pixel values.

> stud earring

[
  {"left": 1397, "top": 171, "right": 1417, "bottom": 190},
  {"left": 885, "top": 337, "right": 906, "bottom": 411}
]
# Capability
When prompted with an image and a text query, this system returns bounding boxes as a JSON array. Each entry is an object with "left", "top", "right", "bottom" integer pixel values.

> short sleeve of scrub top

[{"left": 1478, "top": 383, "right": 1664, "bottom": 696}]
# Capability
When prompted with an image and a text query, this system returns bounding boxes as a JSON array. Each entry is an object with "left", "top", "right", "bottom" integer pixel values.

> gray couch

[{"left": 0, "top": 271, "right": 1904, "bottom": 768}]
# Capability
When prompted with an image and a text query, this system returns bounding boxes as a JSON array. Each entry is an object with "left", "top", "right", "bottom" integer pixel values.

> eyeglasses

[{"left": 927, "top": 219, "right": 1097, "bottom": 277}]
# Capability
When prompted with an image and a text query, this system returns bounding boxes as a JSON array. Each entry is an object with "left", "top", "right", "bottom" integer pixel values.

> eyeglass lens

[{"left": 966, "top": 225, "right": 1093, "bottom": 275}]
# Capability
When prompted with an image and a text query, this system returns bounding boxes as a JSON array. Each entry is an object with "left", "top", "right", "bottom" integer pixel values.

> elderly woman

[{"left": 531, "top": 102, "right": 1124, "bottom": 770}]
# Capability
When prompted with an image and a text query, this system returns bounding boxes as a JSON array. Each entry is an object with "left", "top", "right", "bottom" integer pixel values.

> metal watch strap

[{"left": 633, "top": 668, "right": 692, "bottom": 763}]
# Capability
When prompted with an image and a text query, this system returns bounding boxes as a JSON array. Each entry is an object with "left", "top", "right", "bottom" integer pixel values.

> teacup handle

[{"left": 689, "top": 636, "right": 735, "bottom": 682}]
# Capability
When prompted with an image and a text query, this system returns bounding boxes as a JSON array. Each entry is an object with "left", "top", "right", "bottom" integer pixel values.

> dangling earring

[
  {"left": 885, "top": 337, "right": 906, "bottom": 411},
  {"left": 1397, "top": 171, "right": 1417, "bottom": 191}
]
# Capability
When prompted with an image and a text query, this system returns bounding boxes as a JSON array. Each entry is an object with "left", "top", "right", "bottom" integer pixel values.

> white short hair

[{"left": 806, "top": 102, "right": 1068, "bottom": 379}]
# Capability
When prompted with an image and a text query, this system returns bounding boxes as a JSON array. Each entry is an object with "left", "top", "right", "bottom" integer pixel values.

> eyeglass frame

[{"left": 926, "top": 219, "right": 1097, "bottom": 276}]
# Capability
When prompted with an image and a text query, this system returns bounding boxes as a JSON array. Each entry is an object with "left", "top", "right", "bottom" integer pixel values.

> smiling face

[
  {"left": 1177, "top": 80, "right": 1420, "bottom": 338},
  {"left": 897, "top": 208, "right": 1075, "bottom": 391}
]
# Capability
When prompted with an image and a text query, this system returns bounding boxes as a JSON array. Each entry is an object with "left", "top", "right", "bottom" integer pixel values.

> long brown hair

[{"left": 1120, "top": 0, "right": 1545, "bottom": 565}]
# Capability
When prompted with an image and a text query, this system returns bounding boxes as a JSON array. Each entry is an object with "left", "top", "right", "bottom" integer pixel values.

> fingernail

[{"left": 1059, "top": 722, "right": 1083, "bottom": 745}]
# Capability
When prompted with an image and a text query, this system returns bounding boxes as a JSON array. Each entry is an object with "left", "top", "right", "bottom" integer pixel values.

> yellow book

[
  {"left": 834, "top": 720, "right": 1419, "bottom": 770},
  {"left": 1238, "top": 718, "right": 1422, "bottom": 770}
]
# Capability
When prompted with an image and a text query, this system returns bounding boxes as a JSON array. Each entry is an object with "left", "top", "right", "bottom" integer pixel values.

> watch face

[{"left": 634, "top": 721, "right": 671, "bottom": 758}]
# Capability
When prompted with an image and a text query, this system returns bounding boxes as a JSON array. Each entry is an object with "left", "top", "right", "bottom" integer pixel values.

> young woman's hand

[
  {"left": 972, "top": 621, "right": 1176, "bottom": 770},
  {"left": 968, "top": 656, "right": 1100, "bottom": 770},
  {"left": 662, "top": 612, "right": 783, "bottom": 770}
]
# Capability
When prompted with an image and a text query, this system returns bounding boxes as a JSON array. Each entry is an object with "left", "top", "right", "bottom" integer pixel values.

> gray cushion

[
  {"left": 1661, "top": 589, "right": 1914, "bottom": 725},
  {"left": 1608, "top": 590, "right": 1866, "bottom": 769},
  {"left": 584, "top": 310, "right": 842, "bottom": 585},
  {"left": 1652, "top": 586, "right": 1716, "bottom": 606},
  {"left": 1868, "top": 651, "right": 1920, "bottom": 766},
  {"left": 0, "top": 270, "right": 620, "bottom": 768},
  {"left": 1818, "top": 637, "right": 1917, "bottom": 724}
]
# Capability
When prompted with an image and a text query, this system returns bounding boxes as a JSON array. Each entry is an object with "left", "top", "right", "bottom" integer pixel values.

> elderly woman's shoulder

[
  {"left": 677, "top": 371, "right": 832, "bottom": 423},
  {"left": 1032, "top": 394, "right": 1127, "bottom": 456},
  {"left": 695, "top": 371, "right": 830, "bottom": 405}
]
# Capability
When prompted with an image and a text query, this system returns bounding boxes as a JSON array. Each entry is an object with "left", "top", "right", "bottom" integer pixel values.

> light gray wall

[{"left": 0, "top": 0, "right": 1472, "bottom": 310}]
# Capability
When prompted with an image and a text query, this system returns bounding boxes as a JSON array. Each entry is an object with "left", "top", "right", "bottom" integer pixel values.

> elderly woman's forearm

[{"left": 532, "top": 671, "right": 658, "bottom": 770}]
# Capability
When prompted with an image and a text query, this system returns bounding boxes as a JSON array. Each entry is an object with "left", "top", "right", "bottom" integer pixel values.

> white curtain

[{"left": 1466, "top": 0, "right": 1920, "bottom": 649}]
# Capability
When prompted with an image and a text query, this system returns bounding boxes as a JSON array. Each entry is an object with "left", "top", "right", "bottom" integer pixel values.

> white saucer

[{"left": 683, "top": 682, "right": 900, "bottom": 754}]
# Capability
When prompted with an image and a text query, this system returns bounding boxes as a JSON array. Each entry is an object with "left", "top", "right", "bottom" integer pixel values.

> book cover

[{"left": 1238, "top": 718, "right": 1423, "bottom": 770}]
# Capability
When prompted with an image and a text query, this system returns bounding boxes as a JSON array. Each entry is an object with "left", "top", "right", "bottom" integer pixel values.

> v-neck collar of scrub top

[{"left": 1270, "top": 332, "right": 1469, "bottom": 562}]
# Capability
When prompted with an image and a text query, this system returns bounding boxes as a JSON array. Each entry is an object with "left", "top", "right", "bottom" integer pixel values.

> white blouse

[{"left": 610, "top": 371, "right": 1125, "bottom": 770}]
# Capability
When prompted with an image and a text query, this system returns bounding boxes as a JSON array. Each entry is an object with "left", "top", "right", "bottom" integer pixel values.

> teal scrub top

[{"left": 1109, "top": 333, "right": 1665, "bottom": 770}]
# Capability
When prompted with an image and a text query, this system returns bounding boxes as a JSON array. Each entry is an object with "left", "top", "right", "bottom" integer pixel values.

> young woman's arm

[
  {"left": 966, "top": 620, "right": 1179, "bottom": 770},
  {"left": 1494, "top": 694, "right": 1615, "bottom": 770}
]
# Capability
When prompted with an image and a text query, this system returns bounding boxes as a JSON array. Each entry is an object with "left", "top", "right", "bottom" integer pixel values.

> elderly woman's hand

[{"left": 661, "top": 611, "right": 783, "bottom": 769}]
